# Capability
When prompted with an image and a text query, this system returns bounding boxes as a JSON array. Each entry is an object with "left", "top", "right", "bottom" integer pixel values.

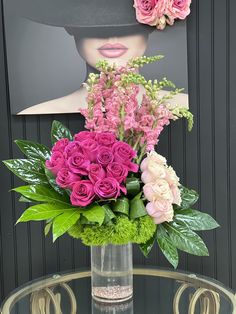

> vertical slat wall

[{"left": 0, "top": 0, "right": 236, "bottom": 300}]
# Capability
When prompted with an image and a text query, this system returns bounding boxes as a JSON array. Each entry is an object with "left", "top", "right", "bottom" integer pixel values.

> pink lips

[{"left": 98, "top": 43, "right": 128, "bottom": 58}]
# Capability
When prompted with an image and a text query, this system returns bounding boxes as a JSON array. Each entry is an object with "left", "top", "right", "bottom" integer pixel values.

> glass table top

[{"left": 1, "top": 268, "right": 236, "bottom": 314}]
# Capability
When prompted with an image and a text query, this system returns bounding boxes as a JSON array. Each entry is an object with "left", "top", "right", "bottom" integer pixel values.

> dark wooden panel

[
  {"left": 198, "top": 0, "right": 216, "bottom": 279},
  {"left": 0, "top": 0, "right": 236, "bottom": 303},
  {"left": 0, "top": 0, "right": 18, "bottom": 299},
  {"left": 229, "top": 0, "right": 236, "bottom": 289},
  {"left": 213, "top": 0, "right": 231, "bottom": 286}
]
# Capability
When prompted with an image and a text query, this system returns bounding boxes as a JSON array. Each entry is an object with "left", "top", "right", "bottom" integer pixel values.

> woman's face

[{"left": 75, "top": 33, "right": 149, "bottom": 68}]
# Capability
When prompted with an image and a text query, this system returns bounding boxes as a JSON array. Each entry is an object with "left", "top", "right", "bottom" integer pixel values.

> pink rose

[
  {"left": 143, "top": 179, "right": 173, "bottom": 202},
  {"left": 64, "top": 142, "right": 82, "bottom": 159},
  {"left": 52, "top": 138, "right": 69, "bottom": 153},
  {"left": 70, "top": 180, "right": 95, "bottom": 206},
  {"left": 94, "top": 177, "right": 121, "bottom": 199},
  {"left": 89, "top": 163, "right": 106, "bottom": 183},
  {"left": 74, "top": 131, "right": 96, "bottom": 142},
  {"left": 107, "top": 162, "right": 128, "bottom": 183},
  {"left": 80, "top": 139, "right": 99, "bottom": 162},
  {"left": 112, "top": 142, "right": 138, "bottom": 172},
  {"left": 97, "top": 147, "right": 114, "bottom": 167},
  {"left": 146, "top": 200, "right": 174, "bottom": 224},
  {"left": 45, "top": 151, "right": 65, "bottom": 175},
  {"left": 68, "top": 153, "right": 90, "bottom": 175},
  {"left": 134, "top": 0, "right": 167, "bottom": 26},
  {"left": 96, "top": 132, "right": 117, "bottom": 147},
  {"left": 166, "top": 0, "right": 191, "bottom": 20},
  {"left": 56, "top": 168, "right": 81, "bottom": 189}
]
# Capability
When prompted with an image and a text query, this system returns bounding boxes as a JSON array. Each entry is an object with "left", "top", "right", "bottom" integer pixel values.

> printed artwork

[{"left": 3, "top": 0, "right": 189, "bottom": 115}]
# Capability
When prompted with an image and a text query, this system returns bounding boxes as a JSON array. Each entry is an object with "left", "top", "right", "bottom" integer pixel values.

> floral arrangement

[
  {"left": 134, "top": 0, "right": 191, "bottom": 30},
  {"left": 45, "top": 134, "right": 138, "bottom": 207},
  {"left": 3, "top": 56, "right": 218, "bottom": 268}
]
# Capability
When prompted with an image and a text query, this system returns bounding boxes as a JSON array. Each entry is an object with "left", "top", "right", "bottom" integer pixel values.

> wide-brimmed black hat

[{"left": 17, "top": 0, "right": 149, "bottom": 30}]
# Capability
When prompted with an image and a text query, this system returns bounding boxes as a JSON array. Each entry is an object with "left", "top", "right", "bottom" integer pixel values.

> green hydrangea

[
  {"left": 132, "top": 216, "right": 157, "bottom": 244},
  {"left": 68, "top": 216, "right": 156, "bottom": 246}
]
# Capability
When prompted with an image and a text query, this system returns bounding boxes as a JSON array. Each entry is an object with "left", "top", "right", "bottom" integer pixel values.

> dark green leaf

[
  {"left": 112, "top": 197, "right": 129, "bottom": 215},
  {"left": 139, "top": 229, "right": 157, "bottom": 257},
  {"left": 165, "top": 222, "right": 209, "bottom": 256},
  {"left": 180, "top": 186, "right": 199, "bottom": 209},
  {"left": 126, "top": 177, "right": 140, "bottom": 196},
  {"left": 130, "top": 197, "right": 147, "bottom": 219},
  {"left": 174, "top": 209, "right": 219, "bottom": 231},
  {"left": 3, "top": 159, "right": 48, "bottom": 184},
  {"left": 82, "top": 204, "right": 105, "bottom": 226},
  {"left": 53, "top": 211, "right": 81, "bottom": 241},
  {"left": 13, "top": 185, "right": 70, "bottom": 206},
  {"left": 180, "top": 188, "right": 198, "bottom": 207},
  {"left": 51, "top": 120, "right": 73, "bottom": 145},
  {"left": 132, "top": 192, "right": 142, "bottom": 201},
  {"left": 156, "top": 225, "right": 179, "bottom": 268},
  {"left": 44, "top": 167, "right": 65, "bottom": 195},
  {"left": 14, "top": 140, "right": 50, "bottom": 161},
  {"left": 103, "top": 205, "right": 116, "bottom": 224},
  {"left": 17, "top": 203, "right": 68, "bottom": 223}
]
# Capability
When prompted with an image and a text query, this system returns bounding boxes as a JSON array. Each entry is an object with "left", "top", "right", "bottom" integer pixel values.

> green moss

[{"left": 68, "top": 215, "right": 156, "bottom": 246}]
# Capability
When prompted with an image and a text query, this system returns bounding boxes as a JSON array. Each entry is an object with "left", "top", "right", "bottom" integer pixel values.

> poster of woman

[{"left": 3, "top": 0, "right": 189, "bottom": 115}]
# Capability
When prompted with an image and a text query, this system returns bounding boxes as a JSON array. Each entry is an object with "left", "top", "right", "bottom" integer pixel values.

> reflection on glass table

[{"left": 1, "top": 268, "right": 236, "bottom": 314}]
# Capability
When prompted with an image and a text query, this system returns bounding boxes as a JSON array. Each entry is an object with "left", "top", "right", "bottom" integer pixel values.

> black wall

[{"left": 0, "top": 0, "right": 236, "bottom": 301}]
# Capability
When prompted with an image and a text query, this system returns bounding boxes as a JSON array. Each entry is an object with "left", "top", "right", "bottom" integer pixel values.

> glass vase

[{"left": 91, "top": 243, "right": 133, "bottom": 303}]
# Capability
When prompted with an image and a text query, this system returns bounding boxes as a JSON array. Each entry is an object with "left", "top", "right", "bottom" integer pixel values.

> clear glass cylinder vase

[{"left": 91, "top": 243, "right": 133, "bottom": 303}]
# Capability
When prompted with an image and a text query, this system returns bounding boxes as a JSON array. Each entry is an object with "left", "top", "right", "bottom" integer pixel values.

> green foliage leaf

[
  {"left": 45, "top": 221, "right": 53, "bottom": 236},
  {"left": 13, "top": 185, "right": 70, "bottom": 206},
  {"left": 126, "top": 177, "right": 140, "bottom": 196},
  {"left": 17, "top": 203, "right": 68, "bottom": 223},
  {"left": 180, "top": 186, "right": 199, "bottom": 209},
  {"left": 156, "top": 225, "right": 179, "bottom": 268},
  {"left": 14, "top": 140, "right": 50, "bottom": 161},
  {"left": 3, "top": 159, "right": 48, "bottom": 184},
  {"left": 130, "top": 195, "right": 147, "bottom": 219},
  {"left": 103, "top": 205, "right": 116, "bottom": 224},
  {"left": 112, "top": 197, "right": 129, "bottom": 216},
  {"left": 19, "top": 196, "right": 34, "bottom": 203},
  {"left": 139, "top": 229, "right": 157, "bottom": 257},
  {"left": 174, "top": 209, "right": 219, "bottom": 231},
  {"left": 51, "top": 120, "right": 73, "bottom": 145},
  {"left": 53, "top": 211, "right": 81, "bottom": 241},
  {"left": 164, "top": 222, "right": 209, "bottom": 256},
  {"left": 82, "top": 204, "right": 105, "bottom": 226}
]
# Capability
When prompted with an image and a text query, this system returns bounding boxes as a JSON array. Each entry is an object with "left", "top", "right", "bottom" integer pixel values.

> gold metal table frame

[{"left": 1, "top": 268, "right": 236, "bottom": 314}]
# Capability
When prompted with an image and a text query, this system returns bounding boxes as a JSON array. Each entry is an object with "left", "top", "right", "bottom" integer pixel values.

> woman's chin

[{"left": 103, "top": 57, "right": 128, "bottom": 67}]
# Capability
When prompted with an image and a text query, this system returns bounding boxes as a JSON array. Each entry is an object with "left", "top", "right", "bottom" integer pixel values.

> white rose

[{"left": 143, "top": 179, "right": 173, "bottom": 202}]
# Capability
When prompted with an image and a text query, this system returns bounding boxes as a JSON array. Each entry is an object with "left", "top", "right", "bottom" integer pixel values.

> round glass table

[{"left": 1, "top": 268, "right": 235, "bottom": 314}]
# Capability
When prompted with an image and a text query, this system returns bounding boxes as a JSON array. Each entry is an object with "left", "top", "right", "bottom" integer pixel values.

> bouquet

[
  {"left": 3, "top": 56, "right": 218, "bottom": 268},
  {"left": 134, "top": 0, "right": 192, "bottom": 30}
]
